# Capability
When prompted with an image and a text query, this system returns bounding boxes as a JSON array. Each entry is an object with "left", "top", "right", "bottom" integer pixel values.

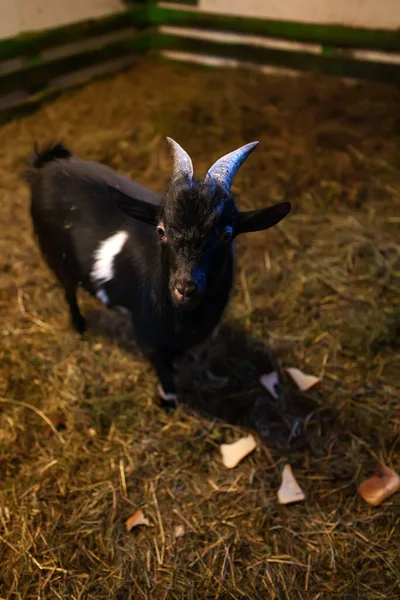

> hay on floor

[{"left": 0, "top": 57, "right": 399, "bottom": 599}]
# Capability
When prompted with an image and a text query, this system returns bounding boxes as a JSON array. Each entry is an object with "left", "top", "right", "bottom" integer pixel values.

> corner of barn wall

[{"left": 0, "top": 0, "right": 399, "bottom": 123}]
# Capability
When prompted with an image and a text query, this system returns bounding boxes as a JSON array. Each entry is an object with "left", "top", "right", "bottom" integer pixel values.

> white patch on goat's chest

[{"left": 91, "top": 231, "right": 128, "bottom": 285}]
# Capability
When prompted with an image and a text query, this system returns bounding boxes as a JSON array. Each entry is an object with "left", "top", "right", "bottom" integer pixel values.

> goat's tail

[{"left": 23, "top": 141, "right": 73, "bottom": 183}]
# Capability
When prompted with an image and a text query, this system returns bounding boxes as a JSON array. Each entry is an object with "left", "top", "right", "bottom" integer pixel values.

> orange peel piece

[
  {"left": 358, "top": 466, "right": 400, "bottom": 506},
  {"left": 125, "top": 509, "right": 149, "bottom": 531}
]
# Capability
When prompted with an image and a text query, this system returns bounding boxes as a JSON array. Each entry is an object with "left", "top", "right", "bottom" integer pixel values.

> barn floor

[{"left": 0, "top": 57, "right": 399, "bottom": 599}]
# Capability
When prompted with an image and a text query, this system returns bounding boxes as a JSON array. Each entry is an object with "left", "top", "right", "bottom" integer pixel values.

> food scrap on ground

[
  {"left": 286, "top": 367, "right": 321, "bottom": 391},
  {"left": 278, "top": 464, "right": 306, "bottom": 505},
  {"left": 125, "top": 509, "right": 150, "bottom": 531},
  {"left": 220, "top": 434, "right": 257, "bottom": 469},
  {"left": 358, "top": 466, "right": 400, "bottom": 506},
  {"left": 260, "top": 372, "right": 280, "bottom": 399},
  {"left": 173, "top": 525, "right": 185, "bottom": 539}
]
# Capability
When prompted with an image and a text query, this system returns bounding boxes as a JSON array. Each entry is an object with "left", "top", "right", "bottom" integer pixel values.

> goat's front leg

[{"left": 146, "top": 349, "right": 179, "bottom": 411}]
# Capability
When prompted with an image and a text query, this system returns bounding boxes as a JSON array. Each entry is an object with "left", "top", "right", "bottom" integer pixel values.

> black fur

[
  {"left": 26, "top": 142, "right": 290, "bottom": 409},
  {"left": 23, "top": 142, "right": 73, "bottom": 183}
]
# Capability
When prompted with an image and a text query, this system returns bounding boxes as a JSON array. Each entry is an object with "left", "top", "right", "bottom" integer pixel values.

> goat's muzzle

[{"left": 172, "top": 276, "right": 204, "bottom": 310}]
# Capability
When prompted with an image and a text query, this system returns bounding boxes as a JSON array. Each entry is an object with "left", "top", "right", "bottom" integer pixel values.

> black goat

[{"left": 25, "top": 139, "right": 290, "bottom": 409}]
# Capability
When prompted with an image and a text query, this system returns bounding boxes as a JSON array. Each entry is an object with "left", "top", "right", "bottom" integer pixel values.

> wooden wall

[
  {"left": 0, "top": 1, "right": 399, "bottom": 124},
  {"left": 198, "top": 0, "right": 399, "bottom": 31},
  {"left": 1, "top": 0, "right": 126, "bottom": 40},
  {"left": 155, "top": 1, "right": 400, "bottom": 80}
]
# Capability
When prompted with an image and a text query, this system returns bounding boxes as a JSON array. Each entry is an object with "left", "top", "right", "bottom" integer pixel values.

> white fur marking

[
  {"left": 96, "top": 289, "right": 110, "bottom": 306},
  {"left": 115, "top": 305, "right": 130, "bottom": 316},
  {"left": 157, "top": 384, "right": 178, "bottom": 403},
  {"left": 91, "top": 231, "right": 128, "bottom": 285}
]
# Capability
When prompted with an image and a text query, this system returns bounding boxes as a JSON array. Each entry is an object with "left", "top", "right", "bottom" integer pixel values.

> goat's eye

[
  {"left": 219, "top": 227, "right": 233, "bottom": 244},
  {"left": 157, "top": 226, "right": 165, "bottom": 239}
]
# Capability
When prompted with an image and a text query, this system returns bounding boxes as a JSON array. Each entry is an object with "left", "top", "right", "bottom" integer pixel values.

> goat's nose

[{"left": 175, "top": 280, "right": 198, "bottom": 299}]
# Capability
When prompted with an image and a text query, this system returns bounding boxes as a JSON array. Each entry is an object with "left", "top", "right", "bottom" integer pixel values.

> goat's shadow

[{"left": 85, "top": 305, "right": 336, "bottom": 454}]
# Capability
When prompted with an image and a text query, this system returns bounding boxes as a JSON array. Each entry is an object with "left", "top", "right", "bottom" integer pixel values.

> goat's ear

[
  {"left": 107, "top": 186, "right": 158, "bottom": 226},
  {"left": 236, "top": 202, "right": 291, "bottom": 235}
]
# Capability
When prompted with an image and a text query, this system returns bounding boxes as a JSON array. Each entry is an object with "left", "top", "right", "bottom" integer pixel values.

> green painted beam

[
  {"left": 151, "top": 33, "right": 400, "bottom": 83},
  {"left": 0, "top": 41, "right": 154, "bottom": 124},
  {"left": 0, "top": 31, "right": 153, "bottom": 96},
  {"left": 148, "top": 5, "right": 400, "bottom": 51}
]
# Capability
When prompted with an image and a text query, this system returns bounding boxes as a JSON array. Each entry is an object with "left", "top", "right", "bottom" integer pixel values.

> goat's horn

[
  {"left": 204, "top": 141, "right": 259, "bottom": 193},
  {"left": 166, "top": 137, "right": 194, "bottom": 184}
]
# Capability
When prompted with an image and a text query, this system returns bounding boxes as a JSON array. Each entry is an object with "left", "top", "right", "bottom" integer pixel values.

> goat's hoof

[
  {"left": 72, "top": 316, "right": 86, "bottom": 334},
  {"left": 160, "top": 396, "right": 178, "bottom": 412}
]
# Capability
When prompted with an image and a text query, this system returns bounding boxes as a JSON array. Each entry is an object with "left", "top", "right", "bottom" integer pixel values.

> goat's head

[{"left": 109, "top": 137, "right": 291, "bottom": 310}]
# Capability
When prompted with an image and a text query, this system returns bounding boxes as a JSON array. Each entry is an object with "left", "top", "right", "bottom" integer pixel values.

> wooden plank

[
  {"left": 149, "top": 5, "right": 400, "bottom": 51},
  {"left": 0, "top": 30, "right": 152, "bottom": 96},
  {"left": 150, "top": 33, "right": 400, "bottom": 83},
  {"left": 0, "top": 56, "right": 139, "bottom": 124},
  {"left": 157, "top": 25, "right": 400, "bottom": 66}
]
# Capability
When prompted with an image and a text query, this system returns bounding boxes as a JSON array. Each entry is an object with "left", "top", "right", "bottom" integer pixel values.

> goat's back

[{"left": 27, "top": 146, "right": 161, "bottom": 289}]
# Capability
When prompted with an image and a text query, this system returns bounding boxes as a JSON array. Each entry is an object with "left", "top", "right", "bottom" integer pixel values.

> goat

[{"left": 25, "top": 139, "right": 291, "bottom": 409}]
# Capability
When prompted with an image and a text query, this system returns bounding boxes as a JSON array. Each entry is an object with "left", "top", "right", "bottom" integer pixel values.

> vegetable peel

[
  {"left": 358, "top": 466, "right": 400, "bottom": 506},
  {"left": 286, "top": 367, "right": 320, "bottom": 391},
  {"left": 125, "top": 509, "right": 149, "bottom": 531},
  {"left": 260, "top": 372, "right": 279, "bottom": 399},
  {"left": 220, "top": 434, "right": 257, "bottom": 469},
  {"left": 278, "top": 464, "right": 305, "bottom": 504}
]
